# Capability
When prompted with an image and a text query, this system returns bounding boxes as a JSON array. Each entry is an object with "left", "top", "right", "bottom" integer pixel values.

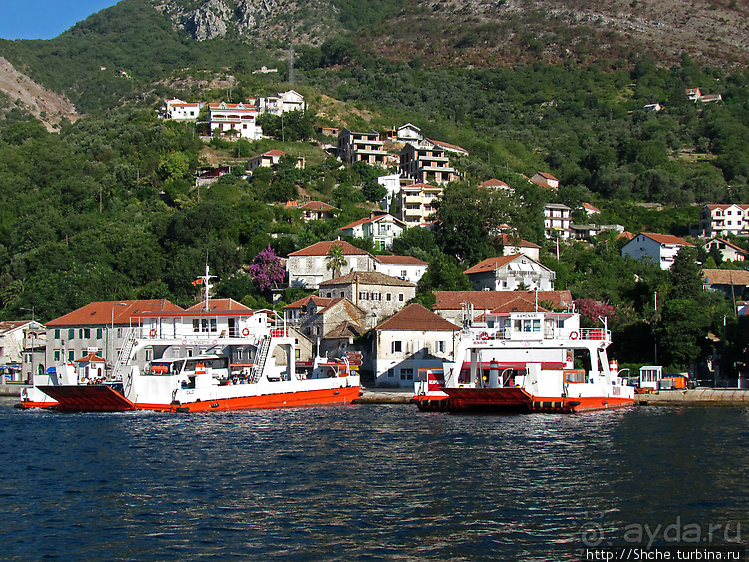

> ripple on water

[{"left": 0, "top": 400, "right": 747, "bottom": 560}]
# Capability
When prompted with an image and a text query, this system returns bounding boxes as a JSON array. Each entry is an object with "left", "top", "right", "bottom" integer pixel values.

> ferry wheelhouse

[{"left": 413, "top": 304, "right": 634, "bottom": 413}]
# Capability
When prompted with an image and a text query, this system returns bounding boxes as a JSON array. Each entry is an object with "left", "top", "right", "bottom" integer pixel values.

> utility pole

[{"left": 653, "top": 291, "right": 658, "bottom": 365}]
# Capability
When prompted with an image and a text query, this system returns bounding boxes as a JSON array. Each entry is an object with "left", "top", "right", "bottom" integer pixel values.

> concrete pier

[
  {"left": 0, "top": 383, "right": 25, "bottom": 397},
  {"left": 636, "top": 388, "right": 749, "bottom": 406},
  {"left": 354, "top": 388, "right": 414, "bottom": 404}
]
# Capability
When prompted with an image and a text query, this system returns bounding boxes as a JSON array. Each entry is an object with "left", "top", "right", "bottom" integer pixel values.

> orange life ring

[
  {"left": 242, "top": 328, "right": 250, "bottom": 336},
  {"left": 570, "top": 331, "right": 579, "bottom": 340},
  {"left": 150, "top": 329, "right": 157, "bottom": 337},
  {"left": 480, "top": 332, "right": 489, "bottom": 340}
]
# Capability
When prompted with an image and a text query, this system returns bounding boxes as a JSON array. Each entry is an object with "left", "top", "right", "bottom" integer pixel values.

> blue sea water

[{"left": 1, "top": 398, "right": 747, "bottom": 560}]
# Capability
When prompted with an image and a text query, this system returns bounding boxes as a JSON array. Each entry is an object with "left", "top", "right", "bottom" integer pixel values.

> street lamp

[{"left": 110, "top": 303, "right": 128, "bottom": 375}]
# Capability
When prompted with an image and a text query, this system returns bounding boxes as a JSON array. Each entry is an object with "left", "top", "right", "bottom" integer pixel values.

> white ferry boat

[
  {"left": 413, "top": 304, "right": 634, "bottom": 413},
  {"left": 18, "top": 268, "right": 360, "bottom": 413}
]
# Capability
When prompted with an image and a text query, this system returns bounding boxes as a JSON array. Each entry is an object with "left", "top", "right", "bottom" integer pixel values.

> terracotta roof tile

[
  {"left": 464, "top": 255, "right": 531, "bottom": 275},
  {"left": 702, "top": 269, "right": 749, "bottom": 285},
  {"left": 639, "top": 233, "right": 693, "bottom": 246},
  {"left": 375, "top": 255, "right": 428, "bottom": 266},
  {"left": 184, "top": 298, "right": 252, "bottom": 313},
  {"left": 47, "top": 300, "right": 182, "bottom": 326},
  {"left": 289, "top": 240, "right": 372, "bottom": 257},
  {"left": 433, "top": 291, "right": 573, "bottom": 310},
  {"left": 320, "top": 271, "right": 415, "bottom": 287},
  {"left": 376, "top": 303, "right": 460, "bottom": 331}
]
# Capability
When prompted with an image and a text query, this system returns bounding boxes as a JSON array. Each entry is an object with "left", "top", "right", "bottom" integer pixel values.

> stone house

[
  {"left": 531, "top": 171, "right": 560, "bottom": 189},
  {"left": 282, "top": 296, "right": 369, "bottom": 359},
  {"left": 371, "top": 303, "right": 460, "bottom": 388},
  {"left": 286, "top": 240, "right": 376, "bottom": 289},
  {"left": 248, "top": 150, "right": 285, "bottom": 171},
  {"left": 318, "top": 271, "right": 416, "bottom": 322}
]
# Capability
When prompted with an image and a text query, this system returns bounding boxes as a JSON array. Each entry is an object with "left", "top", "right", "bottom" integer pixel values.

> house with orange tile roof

[
  {"left": 621, "top": 233, "right": 694, "bottom": 270},
  {"left": 248, "top": 149, "right": 286, "bottom": 171},
  {"left": 285, "top": 200, "right": 337, "bottom": 222},
  {"left": 286, "top": 240, "right": 376, "bottom": 289},
  {"left": 702, "top": 269, "right": 749, "bottom": 300},
  {"left": 337, "top": 213, "right": 406, "bottom": 251},
  {"left": 698, "top": 204, "right": 749, "bottom": 238},
  {"left": 45, "top": 299, "right": 183, "bottom": 375},
  {"left": 530, "top": 171, "right": 559, "bottom": 189},
  {"left": 209, "top": 101, "right": 262, "bottom": 140},
  {"left": 372, "top": 303, "right": 460, "bottom": 387},
  {"left": 464, "top": 255, "right": 556, "bottom": 292},
  {"left": 425, "top": 138, "right": 469, "bottom": 156},
  {"left": 373, "top": 255, "right": 428, "bottom": 285},
  {"left": 498, "top": 234, "right": 540, "bottom": 261},
  {"left": 163, "top": 99, "right": 204, "bottom": 121},
  {"left": 431, "top": 290, "right": 573, "bottom": 325},
  {"left": 582, "top": 202, "right": 601, "bottom": 215},
  {"left": 704, "top": 238, "right": 747, "bottom": 262},
  {"left": 479, "top": 178, "right": 514, "bottom": 194},
  {"left": 319, "top": 271, "right": 416, "bottom": 322}
]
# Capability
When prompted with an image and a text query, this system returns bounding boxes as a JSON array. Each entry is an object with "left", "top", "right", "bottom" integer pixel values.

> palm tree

[{"left": 326, "top": 244, "right": 348, "bottom": 279}]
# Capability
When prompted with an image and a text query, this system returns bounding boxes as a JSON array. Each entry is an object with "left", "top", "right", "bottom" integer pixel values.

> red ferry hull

[
  {"left": 415, "top": 387, "right": 634, "bottom": 414},
  {"left": 34, "top": 384, "right": 361, "bottom": 413}
]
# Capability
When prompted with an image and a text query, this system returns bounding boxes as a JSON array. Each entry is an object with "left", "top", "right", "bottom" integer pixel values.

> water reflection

[{"left": 0, "top": 400, "right": 747, "bottom": 560}]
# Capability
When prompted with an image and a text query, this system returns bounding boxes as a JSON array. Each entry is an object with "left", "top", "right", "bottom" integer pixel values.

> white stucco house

[
  {"left": 338, "top": 213, "right": 406, "bottom": 251},
  {"left": 464, "top": 254, "right": 556, "bottom": 292},
  {"left": 374, "top": 255, "right": 428, "bottom": 285},
  {"left": 621, "top": 232, "right": 694, "bottom": 270},
  {"left": 371, "top": 303, "right": 460, "bottom": 388},
  {"left": 209, "top": 102, "right": 263, "bottom": 140},
  {"left": 704, "top": 238, "right": 747, "bottom": 262}
]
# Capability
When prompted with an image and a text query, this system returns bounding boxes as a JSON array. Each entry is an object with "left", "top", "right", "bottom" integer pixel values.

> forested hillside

[{"left": 1, "top": 0, "right": 749, "bottom": 373}]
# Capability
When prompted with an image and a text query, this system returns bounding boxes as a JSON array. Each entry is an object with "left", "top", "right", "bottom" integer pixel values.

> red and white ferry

[
  {"left": 18, "top": 268, "right": 360, "bottom": 413},
  {"left": 413, "top": 305, "right": 634, "bottom": 414}
]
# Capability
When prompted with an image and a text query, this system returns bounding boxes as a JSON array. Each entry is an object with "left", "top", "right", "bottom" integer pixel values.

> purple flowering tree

[
  {"left": 249, "top": 245, "right": 285, "bottom": 292},
  {"left": 575, "top": 298, "right": 617, "bottom": 326}
]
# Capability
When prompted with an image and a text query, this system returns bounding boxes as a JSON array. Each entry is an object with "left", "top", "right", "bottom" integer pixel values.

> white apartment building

[
  {"left": 397, "top": 182, "right": 442, "bottom": 227},
  {"left": 544, "top": 203, "right": 572, "bottom": 240},
  {"left": 699, "top": 204, "right": 749, "bottom": 238}
]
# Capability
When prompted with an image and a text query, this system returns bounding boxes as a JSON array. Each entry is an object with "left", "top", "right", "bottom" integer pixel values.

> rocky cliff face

[{"left": 152, "top": 0, "right": 339, "bottom": 43}]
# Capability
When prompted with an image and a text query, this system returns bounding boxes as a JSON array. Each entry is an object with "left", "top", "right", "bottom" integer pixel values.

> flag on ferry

[{"left": 192, "top": 278, "right": 203, "bottom": 285}]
